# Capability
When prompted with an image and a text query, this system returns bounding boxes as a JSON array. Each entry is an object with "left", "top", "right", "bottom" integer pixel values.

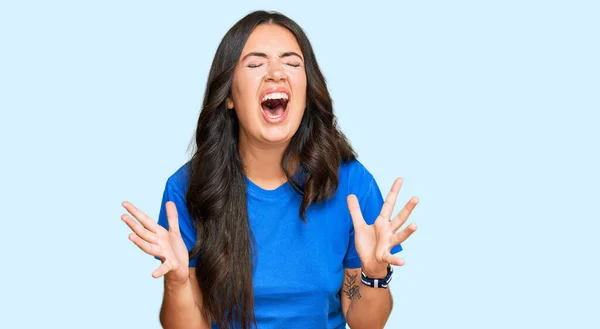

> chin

[{"left": 259, "top": 128, "right": 294, "bottom": 145}]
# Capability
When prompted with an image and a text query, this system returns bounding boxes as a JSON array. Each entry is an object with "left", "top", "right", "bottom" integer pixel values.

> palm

[
  {"left": 347, "top": 178, "right": 418, "bottom": 275},
  {"left": 156, "top": 221, "right": 189, "bottom": 282},
  {"left": 164, "top": 227, "right": 189, "bottom": 271},
  {"left": 121, "top": 201, "right": 189, "bottom": 284}
]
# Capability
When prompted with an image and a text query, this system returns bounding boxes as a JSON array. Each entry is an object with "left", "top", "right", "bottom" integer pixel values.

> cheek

[
  {"left": 232, "top": 70, "right": 264, "bottom": 105},
  {"left": 288, "top": 71, "right": 307, "bottom": 103},
  {"left": 294, "top": 81, "right": 308, "bottom": 110}
]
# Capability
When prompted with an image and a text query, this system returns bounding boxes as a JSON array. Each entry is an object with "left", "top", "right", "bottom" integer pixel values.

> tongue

[{"left": 264, "top": 104, "right": 285, "bottom": 117}]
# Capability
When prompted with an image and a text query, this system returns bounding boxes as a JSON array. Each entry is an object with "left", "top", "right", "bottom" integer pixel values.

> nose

[{"left": 265, "top": 61, "right": 286, "bottom": 83}]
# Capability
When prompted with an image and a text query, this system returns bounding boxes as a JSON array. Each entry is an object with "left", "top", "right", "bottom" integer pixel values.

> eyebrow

[{"left": 242, "top": 51, "right": 303, "bottom": 61}]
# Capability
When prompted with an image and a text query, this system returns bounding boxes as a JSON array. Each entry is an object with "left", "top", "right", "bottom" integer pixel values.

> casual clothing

[{"left": 156, "top": 159, "right": 402, "bottom": 328}]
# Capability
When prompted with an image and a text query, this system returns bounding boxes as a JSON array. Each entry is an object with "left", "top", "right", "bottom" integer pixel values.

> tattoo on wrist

[{"left": 343, "top": 270, "right": 361, "bottom": 300}]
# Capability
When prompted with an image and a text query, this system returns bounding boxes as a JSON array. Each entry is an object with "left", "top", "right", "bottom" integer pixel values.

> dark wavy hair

[{"left": 186, "top": 10, "right": 356, "bottom": 329}]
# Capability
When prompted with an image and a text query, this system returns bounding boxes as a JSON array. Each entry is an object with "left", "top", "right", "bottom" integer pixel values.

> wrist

[
  {"left": 362, "top": 263, "right": 389, "bottom": 278},
  {"left": 361, "top": 264, "right": 394, "bottom": 289},
  {"left": 164, "top": 275, "right": 190, "bottom": 291}
]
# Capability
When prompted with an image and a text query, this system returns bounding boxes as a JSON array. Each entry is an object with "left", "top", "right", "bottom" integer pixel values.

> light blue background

[{"left": 1, "top": 0, "right": 598, "bottom": 328}]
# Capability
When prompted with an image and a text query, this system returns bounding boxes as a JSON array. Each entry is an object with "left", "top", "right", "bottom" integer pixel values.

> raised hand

[
  {"left": 121, "top": 201, "right": 190, "bottom": 285},
  {"left": 347, "top": 178, "right": 418, "bottom": 277}
]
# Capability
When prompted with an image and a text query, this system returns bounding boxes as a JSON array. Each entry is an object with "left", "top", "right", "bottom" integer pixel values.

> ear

[{"left": 227, "top": 97, "right": 234, "bottom": 109}]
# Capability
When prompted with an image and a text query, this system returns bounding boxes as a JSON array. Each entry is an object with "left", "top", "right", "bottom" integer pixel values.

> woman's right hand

[{"left": 121, "top": 201, "right": 190, "bottom": 286}]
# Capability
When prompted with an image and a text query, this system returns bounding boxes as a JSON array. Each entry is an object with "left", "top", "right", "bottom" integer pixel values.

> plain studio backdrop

[{"left": 0, "top": 1, "right": 598, "bottom": 328}]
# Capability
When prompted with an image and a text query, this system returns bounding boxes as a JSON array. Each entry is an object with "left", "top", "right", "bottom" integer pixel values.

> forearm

[
  {"left": 346, "top": 284, "right": 393, "bottom": 329},
  {"left": 159, "top": 279, "right": 210, "bottom": 329}
]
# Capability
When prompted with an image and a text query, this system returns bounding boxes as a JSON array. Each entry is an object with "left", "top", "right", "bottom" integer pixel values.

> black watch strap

[{"left": 361, "top": 265, "right": 393, "bottom": 289}]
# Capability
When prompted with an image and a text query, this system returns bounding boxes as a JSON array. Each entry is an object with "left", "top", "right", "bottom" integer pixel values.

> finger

[
  {"left": 391, "top": 222, "right": 418, "bottom": 245},
  {"left": 128, "top": 233, "right": 162, "bottom": 258},
  {"left": 380, "top": 178, "right": 403, "bottom": 220},
  {"left": 122, "top": 214, "right": 157, "bottom": 244},
  {"left": 347, "top": 194, "right": 367, "bottom": 230},
  {"left": 165, "top": 201, "right": 180, "bottom": 233},
  {"left": 122, "top": 201, "right": 158, "bottom": 233},
  {"left": 152, "top": 262, "right": 172, "bottom": 278},
  {"left": 382, "top": 252, "right": 405, "bottom": 266},
  {"left": 390, "top": 196, "right": 419, "bottom": 233}
]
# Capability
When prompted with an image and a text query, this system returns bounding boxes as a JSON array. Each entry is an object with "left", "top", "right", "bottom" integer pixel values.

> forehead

[{"left": 241, "top": 24, "right": 302, "bottom": 56}]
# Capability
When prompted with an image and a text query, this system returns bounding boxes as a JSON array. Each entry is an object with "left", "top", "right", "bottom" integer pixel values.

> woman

[{"left": 121, "top": 10, "right": 418, "bottom": 329}]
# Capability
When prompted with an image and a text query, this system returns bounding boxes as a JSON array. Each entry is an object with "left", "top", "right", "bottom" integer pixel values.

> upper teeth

[{"left": 262, "top": 92, "right": 289, "bottom": 102}]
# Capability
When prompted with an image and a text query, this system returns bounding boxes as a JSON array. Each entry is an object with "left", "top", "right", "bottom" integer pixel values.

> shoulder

[
  {"left": 164, "top": 161, "right": 192, "bottom": 197},
  {"left": 340, "top": 158, "right": 374, "bottom": 180},
  {"left": 339, "top": 159, "right": 377, "bottom": 199}
]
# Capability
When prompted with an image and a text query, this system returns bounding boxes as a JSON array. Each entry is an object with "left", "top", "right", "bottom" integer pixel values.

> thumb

[
  {"left": 347, "top": 194, "right": 367, "bottom": 231},
  {"left": 165, "top": 201, "right": 180, "bottom": 233}
]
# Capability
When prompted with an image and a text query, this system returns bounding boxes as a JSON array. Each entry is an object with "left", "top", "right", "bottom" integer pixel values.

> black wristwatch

[{"left": 361, "top": 265, "right": 393, "bottom": 289}]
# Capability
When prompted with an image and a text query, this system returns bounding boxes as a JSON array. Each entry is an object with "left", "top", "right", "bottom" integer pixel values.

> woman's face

[{"left": 228, "top": 23, "right": 307, "bottom": 147}]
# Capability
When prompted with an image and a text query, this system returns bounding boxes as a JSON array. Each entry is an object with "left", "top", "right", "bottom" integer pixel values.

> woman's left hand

[{"left": 347, "top": 177, "right": 419, "bottom": 278}]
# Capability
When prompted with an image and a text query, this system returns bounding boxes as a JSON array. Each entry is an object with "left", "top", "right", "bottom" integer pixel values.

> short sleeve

[
  {"left": 343, "top": 175, "right": 403, "bottom": 269},
  {"left": 154, "top": 177, "right": 198, "bottom": 267}
]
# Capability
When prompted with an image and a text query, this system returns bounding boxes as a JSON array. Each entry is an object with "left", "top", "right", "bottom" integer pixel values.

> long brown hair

[{"left": 186, "top": 10, "right": 356, "bottom": 329}]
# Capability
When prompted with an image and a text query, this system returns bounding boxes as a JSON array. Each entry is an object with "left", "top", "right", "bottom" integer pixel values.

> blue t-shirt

[{"left": 156, "top": 159, "right": 402, "bottom": 329}]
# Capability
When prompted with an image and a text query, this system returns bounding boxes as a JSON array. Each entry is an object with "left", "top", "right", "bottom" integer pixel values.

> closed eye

[
  {"left": 247, "top": 63, "right": 263, "bottom": 68},
  {"left": 286, "top": 63, "right": 301, "bottom": 67}
]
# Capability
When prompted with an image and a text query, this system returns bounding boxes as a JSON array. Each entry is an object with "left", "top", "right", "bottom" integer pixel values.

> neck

[{"left": 238, "top": 135, "right": 290, "bottom": 190}]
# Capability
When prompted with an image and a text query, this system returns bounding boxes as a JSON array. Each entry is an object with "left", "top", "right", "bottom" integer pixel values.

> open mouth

[{"left": 260, "top": 92, "right": 289, "bottom": 122}]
